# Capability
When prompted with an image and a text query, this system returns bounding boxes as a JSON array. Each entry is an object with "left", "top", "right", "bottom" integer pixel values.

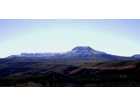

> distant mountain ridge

[
  {"left": 132, "top": 54, "right": 140, "bottom": 59},
  {"left": 7, "top": 46, "right": 139, "bottom": 61}
]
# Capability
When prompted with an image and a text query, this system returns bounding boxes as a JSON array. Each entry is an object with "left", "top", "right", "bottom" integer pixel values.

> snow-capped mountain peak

[{"left": 70, "top": 46, "right": 105, "bottom": 55}]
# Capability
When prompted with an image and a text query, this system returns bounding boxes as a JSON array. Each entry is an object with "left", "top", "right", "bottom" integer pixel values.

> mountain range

[
  {"left": 7, "top": 46, "right": 140, "bottom": 61},
  {"left": 0, "top": 46, "right": 140, "bottom": 86}
]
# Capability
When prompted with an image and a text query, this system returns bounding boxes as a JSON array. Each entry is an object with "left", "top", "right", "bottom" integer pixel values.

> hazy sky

[{"left": 0, "top": 19, "right": 140, "bottom": 58}]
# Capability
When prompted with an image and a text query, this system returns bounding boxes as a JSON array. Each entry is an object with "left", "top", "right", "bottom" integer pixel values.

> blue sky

[{"left": 0, "top": 19, "right": 140, "bottom": 58}]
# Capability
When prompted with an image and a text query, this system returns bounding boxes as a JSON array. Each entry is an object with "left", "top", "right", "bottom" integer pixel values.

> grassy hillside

[{"left": 0, "top": 59, "right": 140, "bottom": 86}]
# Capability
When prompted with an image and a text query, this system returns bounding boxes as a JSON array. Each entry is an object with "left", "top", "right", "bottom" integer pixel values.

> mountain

[
  {"left": 0, "top": 46, "right": 140, "bottom": 86},
  {"left": 64, "top": 46, "right": 130, "bottom": 61},
  {"left": 71, "top": 46, "right": 106, "bottom": 55},
  {"left": 65, "top": 46, "right": 106, "bottom": 57},
  {"left": 132, "top": 54, "right": 140, "bottom": 59},
  {"left": 7, "top": 46, "right": 133, "bottom": 61}
]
